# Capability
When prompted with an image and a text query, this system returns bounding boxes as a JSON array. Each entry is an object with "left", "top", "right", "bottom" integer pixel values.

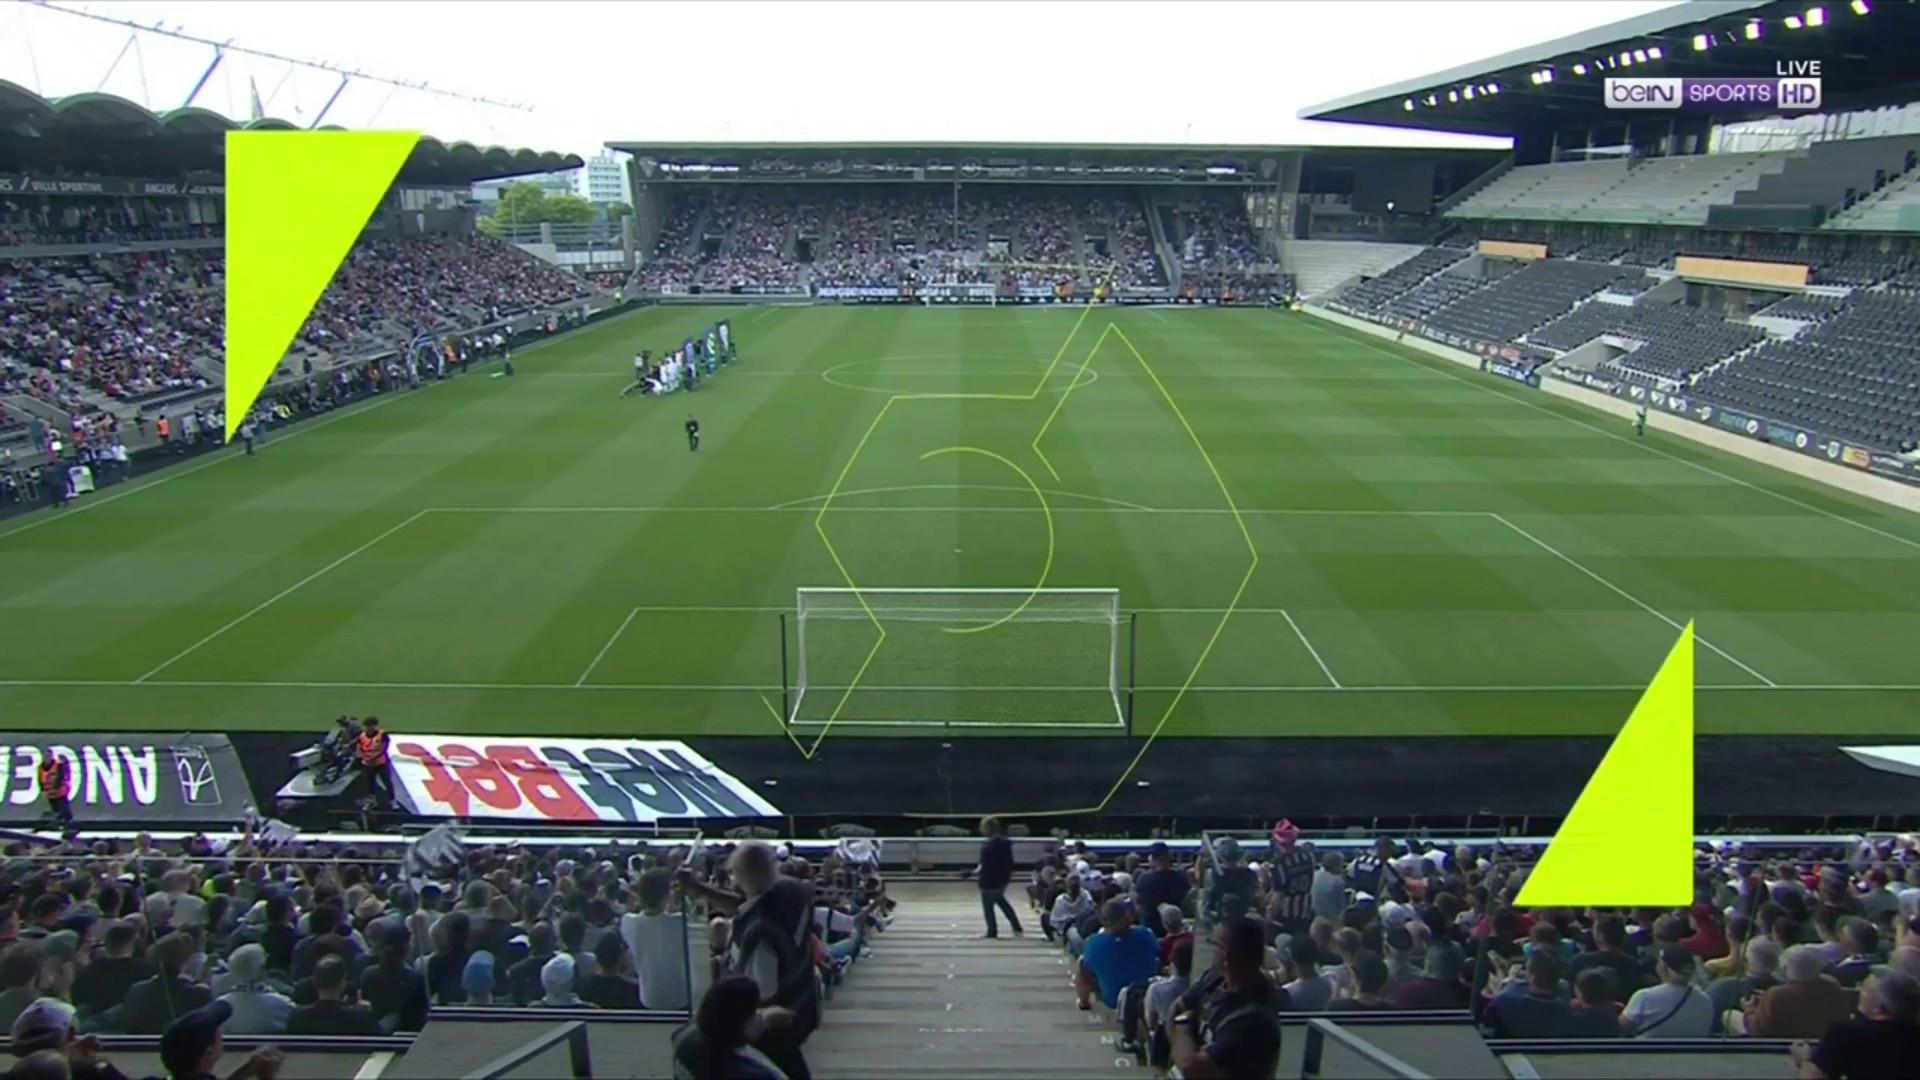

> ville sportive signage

[
  {"left": 390, "top": 736, "right": 779, "bottom": 823},
  {"left": 0, "top": 174, "right": 225, "bottom": 198},
  {"left": 0, "top": 735, "right": 251, "bottom": 825}
]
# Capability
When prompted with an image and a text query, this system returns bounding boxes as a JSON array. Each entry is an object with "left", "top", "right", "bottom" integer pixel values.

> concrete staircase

[{"left": 805, "top": 884, "right": 1125, "bottom": 1079}]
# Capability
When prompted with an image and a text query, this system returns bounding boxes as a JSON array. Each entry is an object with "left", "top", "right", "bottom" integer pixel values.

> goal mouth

[{"left": 786, "top": 588, "right": 1128, "bottom": 733}]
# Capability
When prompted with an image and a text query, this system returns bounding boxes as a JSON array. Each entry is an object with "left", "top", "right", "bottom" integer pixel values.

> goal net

[{"left": 788, "top": 588, "right": 1124, "bottom": 731}]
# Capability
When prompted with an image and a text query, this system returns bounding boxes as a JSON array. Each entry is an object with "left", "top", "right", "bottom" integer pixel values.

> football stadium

[{"left": 2, "top": 0, "right": 1920, "bottom": 1077}]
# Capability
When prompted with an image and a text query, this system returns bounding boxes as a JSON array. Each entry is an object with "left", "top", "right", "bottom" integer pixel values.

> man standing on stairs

[{"left": 975, "top": 817, "right": 1023, "bottom": 939}]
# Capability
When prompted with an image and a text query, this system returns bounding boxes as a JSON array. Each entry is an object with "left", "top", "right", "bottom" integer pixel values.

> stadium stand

[
  {"left": 630, "top": 183, "right": 1179, "bottom": 293},
  {"left": 1326, "top": 246, "right": 1470, "bottom": 314},
  {"left": 4, "top": 828, "right": 1916, "bottom": 1079},
  {"left": 14, "top": 0, "right": 1920, "bottom": 1074},
  {"left": 1731, "top": 134, "right": 1920, "bottom": 218},
  {"left": 1692, "top": 292, "right": 1920, "bottom": 451},
  {"left": 1445, "top": 155, "right": 1792, "bottom": 227},
  {"left": 1287, "top": 239, "right": 1428, "bottom": 298},
  {"left": 1418, "top": 259, "right": 1641, "bottom": 344},
  {"left": 1531, "top": 301, "right": 1771, "bottom": 385}
]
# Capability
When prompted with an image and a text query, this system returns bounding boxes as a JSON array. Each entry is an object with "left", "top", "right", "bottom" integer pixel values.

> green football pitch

[{"left": 2, "top": 304, "right": 1917, "bottom": 741}]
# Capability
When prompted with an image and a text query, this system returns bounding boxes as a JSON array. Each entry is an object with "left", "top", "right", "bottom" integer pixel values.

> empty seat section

[{"left": 1691, "top": 292, "right": 1920, "bottom": 451}]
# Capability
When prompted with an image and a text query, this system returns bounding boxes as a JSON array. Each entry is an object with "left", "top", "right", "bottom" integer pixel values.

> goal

[{"left": 786, "top": 588, "right": 1127, "bottom": 731}]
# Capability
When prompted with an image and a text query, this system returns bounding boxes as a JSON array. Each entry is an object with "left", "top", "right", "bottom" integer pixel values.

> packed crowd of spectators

[
  {"left": 0, "top": 830, "right": 890, "bottom": 1080},
  {"left": 298, "top": 237, "right": 593, "bottom": 352},
  {"left": 0, "top": 253, "right": 220, "bottom": 404},
  {"left": 1174, "top": 192, "right": 1272, "bottom": 299},
  {"left": 1, "top": 237, "right": 596, "bottom": 442},
  {"left": 634, "top": 185, "right": 1201, "bottom": 294},
  {"left": 1028, "top": 828, "right": 1920, "bottom": 1077}
]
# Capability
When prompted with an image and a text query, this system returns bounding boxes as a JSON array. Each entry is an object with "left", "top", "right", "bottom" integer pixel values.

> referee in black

[{"left": 685, "top": 414, "right": 700, "bottom": 452}]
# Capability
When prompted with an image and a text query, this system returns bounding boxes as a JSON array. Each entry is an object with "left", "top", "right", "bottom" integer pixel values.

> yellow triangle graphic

[
  {"left": 224, "top": 131, "right": 418, "bottom": 442},
  {"left": 1516, "top": 621, "right": 1695, "bottom": 908}
]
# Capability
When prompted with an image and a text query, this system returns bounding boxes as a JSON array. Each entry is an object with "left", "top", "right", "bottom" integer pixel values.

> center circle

[{"left": 820, "top": 353, "right": 1100, "bottom": 396}]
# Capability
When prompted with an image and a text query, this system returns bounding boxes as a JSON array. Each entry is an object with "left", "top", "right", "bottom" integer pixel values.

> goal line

[{"left": 780, "top": 587, "right": 1135, "bottom": 733}]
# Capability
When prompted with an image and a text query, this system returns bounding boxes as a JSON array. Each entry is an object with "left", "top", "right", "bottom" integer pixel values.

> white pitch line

[
  {"left": 767, "top": 483, "right": 1157, "bottom": 513},
  {"left": 421, "top": 503, "right": 1486, "bottom": 518},
  {"left": 0, "top": 389, "right": 409, "bottom": 543},
  {"left": 0, "top": 311, "right": 625, "bottom": 546},
  {"left": 597, "top": 605, "right": 1327, "bottom": 615},
  {"left": 576, "top": 607, "right": 640, "bottom": 687},
  {"left": 1304, "top": 318, "right": 1920, "bottom": 556},
  {"left": 1281, "top": 609, "right": 1342, "bottom": 688},
  {"left": 1, "top": 678, "right": 1887, "bottom": 692},
  {"left": 787, "top": 718, "right": 1126, "bottom": 730},
  {"left": 1490, "top": 512, "right": 1779, "bottom": 688},
  {"left": 132, "top": 509, "right": 432, "bottom": 683}
]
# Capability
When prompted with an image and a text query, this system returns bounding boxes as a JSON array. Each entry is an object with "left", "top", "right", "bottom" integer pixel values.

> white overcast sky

[{"left": 1, "top": 0, "right": 1679, "bottom": 156}]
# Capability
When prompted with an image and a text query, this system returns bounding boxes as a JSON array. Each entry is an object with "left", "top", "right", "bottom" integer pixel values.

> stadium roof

[
  {"left": 606, "top": 140, "right": 1493, "bottom": 160},
  {"left": 1300, "top": 0, "right": 1920, "bottom": 137},
  {"left": 0, "top": 80, "right": 583, "bottom": 186},
  {"left": 606, "top": 140, "right": 1500, "bottom": 184}
]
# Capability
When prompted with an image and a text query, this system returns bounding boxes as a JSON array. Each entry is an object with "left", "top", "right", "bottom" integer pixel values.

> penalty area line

[{"left": 0, "top": 679, "right": 1882, "bottom": 692}]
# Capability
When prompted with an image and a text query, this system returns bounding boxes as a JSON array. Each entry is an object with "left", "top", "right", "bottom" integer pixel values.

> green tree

[
  {"left": 539, "top": 193, "right": 595, "bottom": 224},
  {"left": 492, "top": 181, "right": 549, "bottom": 227},
  {"left": 606, "top": 201, "right": 633, "bottom": 222}
]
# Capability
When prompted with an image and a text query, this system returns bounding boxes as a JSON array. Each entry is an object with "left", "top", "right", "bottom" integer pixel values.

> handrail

[
  {"left": 1300, "top": 1018, "right": 1431, "bottom": 1080},
  {"left": 461, "top": 1020, "right": 593, "bottom": 1080}
]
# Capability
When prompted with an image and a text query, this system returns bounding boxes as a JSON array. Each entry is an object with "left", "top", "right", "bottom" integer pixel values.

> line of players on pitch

[{"left": 623, "top": 318, "right": 737, "bottom": 398}]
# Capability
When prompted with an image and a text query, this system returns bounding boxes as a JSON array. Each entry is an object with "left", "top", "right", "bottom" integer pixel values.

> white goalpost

[{"left": 787, "top": 588, "right": 1126, "bottom": 731}]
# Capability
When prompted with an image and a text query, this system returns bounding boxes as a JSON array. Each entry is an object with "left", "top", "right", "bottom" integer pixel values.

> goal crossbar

[{"left": 788, "top": 587, "right": 1125, "bottom": 730}]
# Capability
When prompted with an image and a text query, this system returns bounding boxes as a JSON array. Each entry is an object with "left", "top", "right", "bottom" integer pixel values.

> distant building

[
  {"left": 470, "top": 155, "right": 627, "bottom": 207},
  {"left": 471, "top": 171, "right": 578, "bottom": 204},
  {"left": 579, "top": 154, "right": 628, "bottom": 205}
]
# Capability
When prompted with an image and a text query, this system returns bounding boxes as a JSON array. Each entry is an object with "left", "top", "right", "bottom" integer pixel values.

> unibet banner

[
  {"left": 0, "top": 735, "right": 252, "bottom": 825},
  {"left": 390, "top": 736, "right": 779, "bottom": 823}
]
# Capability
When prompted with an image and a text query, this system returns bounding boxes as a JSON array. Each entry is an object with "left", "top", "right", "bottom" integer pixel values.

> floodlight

[
  {"left": 1633, "top": 48, "right": 1648, "bottom": 63},
  {"left": 1807, "top": 6, "right": 1825, "bottom": 26},
  {"left": 1647, "top": 46, "right": 1663, "bottom": 59},
  {"left": 1404, "top": 99, "right": 1415, "bottom": 111},
  {"left": 1851, "top": 0, "right": 1870, "bottom": 14},
  {"left": 1784, "top": 14, "right": 1803, "bottom": 28},
  {"left": 1693, "top": 33, "right": 1711, "bottom": 50},
  {"left": 1572, "top": 62, "right": 1588, "bottom": 75},
  {"left": 1745, "top": 19, "right": 1763, "bottom": 39}
]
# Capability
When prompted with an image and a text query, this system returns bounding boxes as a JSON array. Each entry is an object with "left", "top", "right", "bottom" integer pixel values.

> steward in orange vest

[
  {"left": 37, "top": 753, "right": 74, "bottom": 831},
  {"left": 357, "top": 717, "right": 394, "bottom": 812}
]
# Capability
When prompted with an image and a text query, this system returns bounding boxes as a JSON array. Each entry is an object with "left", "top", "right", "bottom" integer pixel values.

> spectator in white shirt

[
  {"left": 1622, "top": 947, "right": 1714, "bottom": 1038},
  {"left": 1050, "top": 876, "right": 1093, "bottom": 945},
  {"left": 619, "top": 868, "right": 690, "bottom": 1011},
  {"left": 218, "top": 944, "right": 293, "bottom": 1035}
]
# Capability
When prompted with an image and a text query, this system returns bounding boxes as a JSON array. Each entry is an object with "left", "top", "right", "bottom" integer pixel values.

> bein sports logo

[{"left": 1606, "top": 77, "right": 1821, "bottom": 111}]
